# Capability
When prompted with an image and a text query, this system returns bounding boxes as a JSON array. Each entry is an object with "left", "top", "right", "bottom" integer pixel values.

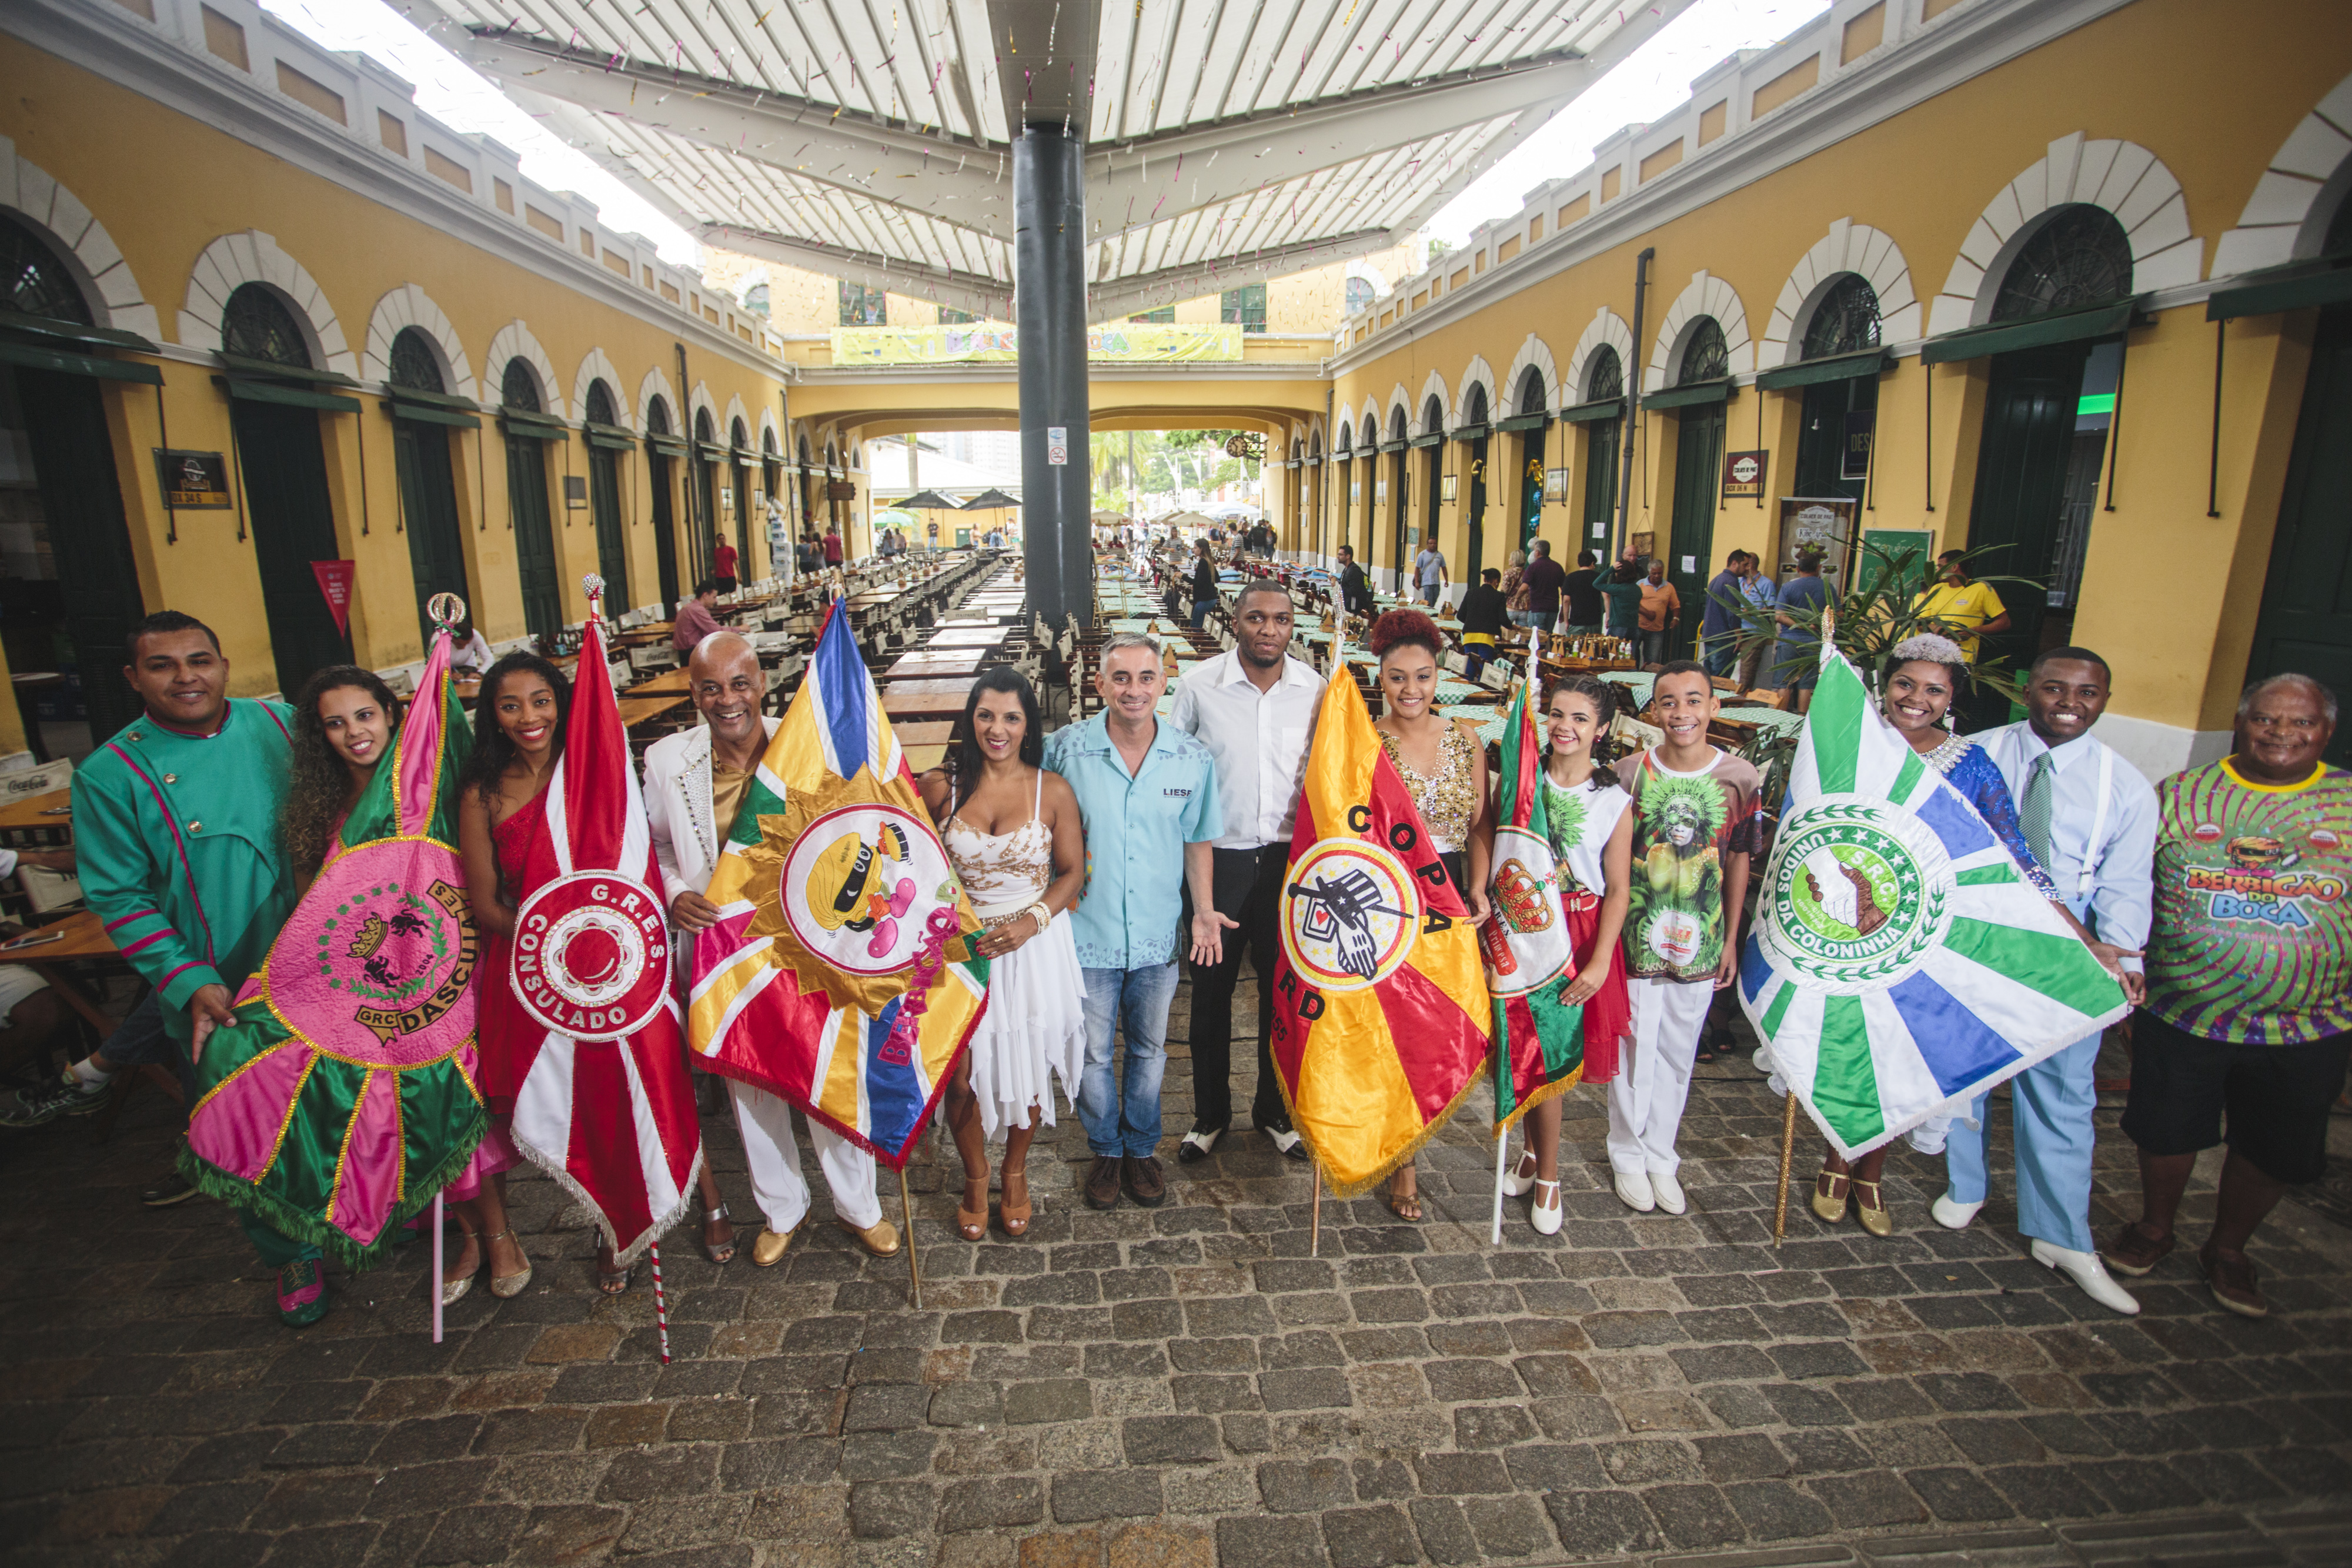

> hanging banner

[
  {"left": 1842, "top": 411, "right": 1876, "bottom": 482},
  {"left": 153, "top": 449, "right": 232, "bottom": 509},
  {"left": 312, "top": 560, "right": 356, "bottom": 636},
  {"left": 831, "top": 322, "right": 1244, "bottom": 366}
]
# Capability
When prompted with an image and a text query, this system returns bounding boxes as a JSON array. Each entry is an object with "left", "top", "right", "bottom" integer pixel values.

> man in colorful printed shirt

[
  {"left": 1607, "top": 662, "right": 1759, "bottom": 1216},
  {"left": 74, "top": 613, "right": 308, "bottom": 1319},
  {"left": 2105, "top": 674, "right": 2349, "bottom": 1319}
]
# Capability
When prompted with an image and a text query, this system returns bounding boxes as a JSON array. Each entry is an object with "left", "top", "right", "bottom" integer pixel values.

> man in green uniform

[{"left": 74, "top": 612, "right": 309, "bottom": 1320}]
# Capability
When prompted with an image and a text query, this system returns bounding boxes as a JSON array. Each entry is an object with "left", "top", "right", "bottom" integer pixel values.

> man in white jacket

[{"left": 642, "top": 631, "right": 897, "bottom": 1266}]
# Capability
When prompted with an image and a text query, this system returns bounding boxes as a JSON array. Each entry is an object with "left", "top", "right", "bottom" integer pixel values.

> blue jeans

[
  {"left": 1703, "top": 634, "right": 1738, "bottom": 677},
  {"left": 1079, "top": 963, "right": 1178, "bottom": 1157},
  {"left": 1191, "top": 600, "right": 1215, "bottom": 627},
  {"left": 1944, "top": 1029, "right": 2102, "bottom": 1252},
  {"left": 1418, "top": 583, "right": 1440, "bottom": 607}
]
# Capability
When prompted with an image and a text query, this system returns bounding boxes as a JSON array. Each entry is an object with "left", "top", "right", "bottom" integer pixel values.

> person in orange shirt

[{"left": 1638, "top": 559, "right": 1682, "bottom": 666}]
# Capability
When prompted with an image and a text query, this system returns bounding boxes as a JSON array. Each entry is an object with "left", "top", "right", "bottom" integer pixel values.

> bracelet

[{"left": 1026, "top": 901, "right": 1053, "bottom": 934}]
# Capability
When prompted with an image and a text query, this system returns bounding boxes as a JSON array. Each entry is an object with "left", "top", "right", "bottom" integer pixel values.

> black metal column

[{"left": 1015, "top": 124, "right": 1092, "bottom": 638}]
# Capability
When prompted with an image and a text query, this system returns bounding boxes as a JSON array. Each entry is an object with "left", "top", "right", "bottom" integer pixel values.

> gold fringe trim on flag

[
  {"left": 1493, "top": 1064, "right": 1585, "bottom": 1137},
  {"left": 1281, "top": 1045, "right": 1495, "bottom": 1202}
]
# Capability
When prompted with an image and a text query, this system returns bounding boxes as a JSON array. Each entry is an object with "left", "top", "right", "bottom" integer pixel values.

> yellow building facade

[{"left": 1294, "top": 0, "right": 2352, "bottom": 777}]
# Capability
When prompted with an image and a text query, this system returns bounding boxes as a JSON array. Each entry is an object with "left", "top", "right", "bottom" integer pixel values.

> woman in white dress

[
  {"left": 1499, "top": 676, "right": 1635, "bottom": 1235},
  {"left": 918, "top": 667, "right": 1088, "bottom": 1241}
]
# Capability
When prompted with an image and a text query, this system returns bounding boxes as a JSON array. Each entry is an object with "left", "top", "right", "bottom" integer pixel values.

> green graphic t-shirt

[
  {"left": 1613, "top": 749, "right": 1762, "bottom": 983},
  {"left": 2145, "top": 757, "right": 2352, "bottom": 1045}
]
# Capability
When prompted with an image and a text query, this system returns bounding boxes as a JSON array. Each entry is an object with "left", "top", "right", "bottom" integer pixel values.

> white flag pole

[{"left": 1491, "top": 1129, "right": 1508, "bottom": 1245}]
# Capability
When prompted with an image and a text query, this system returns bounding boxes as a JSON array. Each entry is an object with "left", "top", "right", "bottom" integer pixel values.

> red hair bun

[{"left": 1368, "top": 607, "right": 1446, "bottom": 658}]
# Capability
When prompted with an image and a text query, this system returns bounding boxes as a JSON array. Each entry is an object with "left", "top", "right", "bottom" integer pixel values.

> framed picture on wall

[
  {"left": 1544, "top": 466, "right": 1569, "bottom": 503},
  {"left": 1441, "top": 473, "right": 1458, "bottom": 503}
]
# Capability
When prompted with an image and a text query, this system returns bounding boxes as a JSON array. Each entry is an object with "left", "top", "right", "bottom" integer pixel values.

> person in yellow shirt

[{"left": 1912, "top": 551, "right": 2011, "bottom": 661}]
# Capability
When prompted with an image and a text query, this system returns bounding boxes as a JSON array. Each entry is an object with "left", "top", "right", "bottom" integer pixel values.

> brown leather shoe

[
  {"left": 2101, "top": 1221, "right": 2174, "bottom": 1278},
  {"left": 1124, "top": 1154, "right": 1167, "bottom": 1208},
  {"left": 1084, "top": 1155, "right": 1122, "bottom": 1211},
  {"left": 2200, "top": 1242, "right": 2269, "bottom": 1318}
]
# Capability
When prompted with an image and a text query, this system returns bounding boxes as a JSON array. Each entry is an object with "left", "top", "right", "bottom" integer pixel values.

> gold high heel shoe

[{"left": 485, "top": 1228, "right": 533, "bottom": 1298}]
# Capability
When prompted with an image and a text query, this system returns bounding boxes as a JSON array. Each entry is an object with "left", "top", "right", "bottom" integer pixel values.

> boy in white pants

[{"left": 1608, "top": 663, "right": 1759, "bottom": 1214}]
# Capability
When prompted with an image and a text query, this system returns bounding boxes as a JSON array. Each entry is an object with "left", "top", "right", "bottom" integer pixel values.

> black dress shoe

[
  {"left": 1261, "top": 1115, "right": 1310, "bottom": 1161},
  {"left": 1176, "top": 1122, "right": 1226, "bottom": 1164}
]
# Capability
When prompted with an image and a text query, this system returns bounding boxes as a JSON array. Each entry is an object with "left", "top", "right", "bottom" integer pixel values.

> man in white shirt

[
  {"left": 642, "top": 631, "right": 896, "bottom": 1267},
  {"left": 1168, "top": 580, "right": 1325, "bottom": 1161},
  {"left": 1942, "top": 646, "right": 2153, "bottom": 1315}
]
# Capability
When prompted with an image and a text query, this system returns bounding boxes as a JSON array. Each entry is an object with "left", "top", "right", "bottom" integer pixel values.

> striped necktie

[{"left": 2021, "top": 751, "right": 2056, "bottom": 871}]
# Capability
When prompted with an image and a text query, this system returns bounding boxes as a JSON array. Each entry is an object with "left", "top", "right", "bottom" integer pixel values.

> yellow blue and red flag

[
  {"left": 1269, "top": 670, "right": 1492, "bottom": 1198},
  {"left": 687, "top": 603, "right": 988, "bottom": 1168}
]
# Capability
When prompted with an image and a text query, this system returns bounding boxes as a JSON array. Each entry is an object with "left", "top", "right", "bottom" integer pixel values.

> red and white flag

[{"left": 502, "top": 577, "right": 703, "bottom": 1263}]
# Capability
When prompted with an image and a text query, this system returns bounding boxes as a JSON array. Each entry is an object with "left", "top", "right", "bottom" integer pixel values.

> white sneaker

[
  {"left": 1649, "top": 1172, "right": 1688, "bottom": 1215},
  {"left": 2032, "top": 1239, "right": 2141, "bottom": 1316},
  {"left": 1531, "top": 1179, "right": 1563, "bottom": 1236},
  {"left": 1930, "top": 1192, "right": 1983, "bottom": 1231},
  {"left": 1500, "top": 1149, "right": 1539, "bottom": 1198},
  {"left": 1613, "top": 1171, "right": 1655, "bottom": 1212}
]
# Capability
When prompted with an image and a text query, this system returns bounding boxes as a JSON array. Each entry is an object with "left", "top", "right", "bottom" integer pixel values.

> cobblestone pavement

[{"left": 5, "top": 983, "right": 2351, "bottom": 1568}]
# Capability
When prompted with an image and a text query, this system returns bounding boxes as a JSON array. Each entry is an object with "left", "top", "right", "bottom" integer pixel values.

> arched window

[
  {"left": 1583, "top": 346, "right": 1623, "bottom": 402},
  {"left": 798, "top": 432, "right": 813, "bottom": 465},
  {"left": 2327, "top": 193, "right": 2352, "bottom": 258},
  {"left": 1, "top": 214, "right": 92, "bottom": 325},
  {"left": 1337, "top": 420, "right": 1351, "bottom": 453},
  {"left": 1389, "top": 406, "right": 1407, "bottom": 442},
  {"left": 696, "top": 408, "right": 716, "bottom": 444},
  {"left": 1344, "top": 276, "right": 1377, "bottom": 315},
  {"left": 388, "top": 327, "right": 445, "bottom": 393},
  {"left": 1423, "top": 395, "right": 1445, "bottom": 434},
  {"left": 1802, "top": 275, "right": 1883, "bottom": 359},
  {"left": 1464, "top": 382, "right": 1489, "bottom": 427},
  {"left": 500, "top": 359, "right": 540, "bottom": 412},
  {"left": 1992, "top": 205, "right": 2133, "bottom": 321},
  {"left": 762, "top": 427, "right": 779, "bottom": 459},
  {"left": 224, "top": 283, "right": 310, "bottom": 367},
  {"left": 584, "top": 379, "right": 617, "bottom": 427},
  {"left": 1517, "top": 367, "right": 1545, "bottom": 416},
  {"left": 731, "top": 416, "right": 749, "bottom": 450},
  {"left": 743, "top": 281, "right": 771, "bottom": 319},
  {"left": 1677, "top": 318, "right": 1728, "bottom": 385},
  {"left": 646, "top": 395, "right": 671, "bottom": 435}
]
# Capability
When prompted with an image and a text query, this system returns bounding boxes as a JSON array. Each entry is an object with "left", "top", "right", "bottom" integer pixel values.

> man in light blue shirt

[
  {"left": 1735, "top": 551, "right": 1778, "bottom": 690},
  {"left": 1937, "top": 645, "right": 2155, "bottom": 1316},
  {"left": 1044, "top": 633, "right": 1224, "bottom": 1213}
]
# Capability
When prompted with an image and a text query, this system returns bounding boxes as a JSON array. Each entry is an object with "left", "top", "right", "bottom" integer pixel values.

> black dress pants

[{"left": 1185, "top": 842, "right": 1288, "bottom": 1132}]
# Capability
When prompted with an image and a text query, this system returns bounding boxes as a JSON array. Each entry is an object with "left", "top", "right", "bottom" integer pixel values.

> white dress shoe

[
  {"left": 1500, "top": 1149, "right": 1539, "bottom": 1198},
  {"left": 1649, "top": 1172, "right": 1688, "bottom": 1215},
  {"left": 2032, "top": 1239, "right": 2141, "bottom": 1315},
  {"left": 1613, "top": 1171, "right": 1655, "bottom": 1212},
  {"left": 1930, "top": 1192, "right": 1983, "bottom": 1231},
  {"left": 1530, "top": 1179, "right": 1563, "bottom": 1236}
]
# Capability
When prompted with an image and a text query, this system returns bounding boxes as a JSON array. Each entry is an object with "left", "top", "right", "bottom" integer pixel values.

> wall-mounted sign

[
  {"left": 153, "top": 449, "right": 231, "bottom": 509},
  {"left": 1440, "top": 474, "right": 1458, "bottom": 504},
  {"left": 826, "top": 480, "right": 857, "bottom": 500},
  {"left": 1842, "top": 411, "right": 1876, "bottom": 482},
  {"left": 1375, "top": 481, "right": 1388, "bottom": 504},
  {"left": 563, "top": 474, "right": 588, "bottom": 510},
  {"left": 1779, "top": 496, "right": 1857, "bottom": 581},
  {"left": 1046, "top": 426, "right": 1068, "bottom": 466},
  {"left": 1722, "top": 449, "right": 1767, "bottom": 500},
  {"left": 1544, "top": 466, "right": 1570, "bottom": 504}
]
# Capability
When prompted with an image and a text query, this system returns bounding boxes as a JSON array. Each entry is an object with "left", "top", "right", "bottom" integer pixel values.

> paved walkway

[{"left": 5, "top": 984, "right": 2350, "bottom": 1568}]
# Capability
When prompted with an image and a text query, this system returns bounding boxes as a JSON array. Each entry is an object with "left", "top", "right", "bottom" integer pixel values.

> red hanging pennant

[{"left": 312, "top": 560, "right": 356, "bottom": 637}]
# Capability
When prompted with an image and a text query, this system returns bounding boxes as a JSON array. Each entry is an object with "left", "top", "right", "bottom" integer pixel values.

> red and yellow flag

[{"left": 1268, "top": 673, "right": 1493, "bottom": 1198}]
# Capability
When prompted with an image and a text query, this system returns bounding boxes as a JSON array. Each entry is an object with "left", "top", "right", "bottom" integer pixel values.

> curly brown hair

[
  {"left": 1368, "top": 607, "right": 1446, "bottom": 660},
  {"left": 282, "top": 666, "right": 403, "bottom": 880}
]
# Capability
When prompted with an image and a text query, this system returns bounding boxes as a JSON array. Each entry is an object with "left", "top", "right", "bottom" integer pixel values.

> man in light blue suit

[{"left": 1939, "top": 646, "right": 2155, "bottom": 1316}]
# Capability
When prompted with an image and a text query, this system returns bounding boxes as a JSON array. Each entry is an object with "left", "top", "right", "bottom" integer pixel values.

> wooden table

[
  {"left": 0, "top": 786, "right": 74, "bottom": 834},
  {"left": 624, "top": 668, "right": 694, "bottom": 697},
  {"left": 904, "top": 744, "right": 947, "bottom": 776},
  {"left": 922, "top": 628, "right": 1004, "bottom": 649},
  {"left": 618, "top": 694, "right": 691, "bottom": 728},
  {"left": 894, "top": 721, "right": 957, "bottom": 748},
  {"left": 882, "top": 680, "right": 981, "bottom": 721},
  {"left": 884, "top": 651, "right": 987, "bottom": 681},
  {"left": 0, "top": 910, "right": 119, "bottom": 1037}
]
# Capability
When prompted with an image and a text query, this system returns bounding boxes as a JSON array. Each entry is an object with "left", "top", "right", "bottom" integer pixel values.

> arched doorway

[
  {"left": 796, "top": 432, "right": 816, "bottom": 566},
  {"left": 1461, "top": 382, "right": 1491, "bottom": 584},
  {"left": 499, "top": 358, "right": 562, "bottom": 641},
  {"left": 583, "top": 379, "right": 630, "bottom": 611},
  {"left": 387, "top": 327, "right": 472, "bottom": 654},
  {"left": 644, "top": 397, "right": 682, "bottom": 610},
  {"left": 0, "top": 212, "right": 146, "bottom": 745},
  {"left": 2246, "top": 195, "right": 2352, "bottom": 766},
  {"left": 729, "top": 416, "right": 752, "bottom": 583},
  {"left": 1420, "top": 396, "right": 1445, "bottom": 583},
  {"left": 1791, "top": 274, "right": 1884, "bottom": 507},
  {"left": 760, "top": 427, "right": 781, "bottom": 579},
  {"left": 693, "top": 409, "right": 721, "bottom": 580},
  {"left": 1512, "top": 367, "right": 1548, "bottom": 554},
  {"left": 223, "top": 282, "right": 351, "bottom": 696},
  {"left": 1578, "top": 349, "right": 1625, "bottom": 558},
  {"left": 1962, "top": 203, "right": 2136, "bottom": 713},
  {"left": 1388, "top": 406, "right": 1409, "bottom": 592},
  {"left": 1334, "top": 420, "right": 1352, "bottom": 563},
  {"left": 1663, "top": 318, "right": 1730, "bottom": 661}
]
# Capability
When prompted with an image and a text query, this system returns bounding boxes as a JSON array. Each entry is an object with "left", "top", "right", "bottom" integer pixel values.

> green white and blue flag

[{"left": 1740, "top": 644, "right": 2129, "bottom": 1159}]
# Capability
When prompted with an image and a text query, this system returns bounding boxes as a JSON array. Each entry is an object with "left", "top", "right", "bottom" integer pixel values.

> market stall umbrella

[
  {"left": 1091, "top": 508, "right": 1131, "bottom": 526},
  {"left": 1157, "top": 509, "right": 1216, "bottom": 531},
  {"left": 963, "top": 488, "right": 1020, "bottom": 510},
  {"left": 874, "top": 509, "right": 920, "bottom": 530},
  {"left": 900, "top": 489, "right": 964, "bottom": 511}
]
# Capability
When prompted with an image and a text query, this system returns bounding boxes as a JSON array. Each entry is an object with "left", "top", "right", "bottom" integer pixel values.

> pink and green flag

[{"left": 1480, "top": 680, "right": 1585, "bottom": 1131}]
